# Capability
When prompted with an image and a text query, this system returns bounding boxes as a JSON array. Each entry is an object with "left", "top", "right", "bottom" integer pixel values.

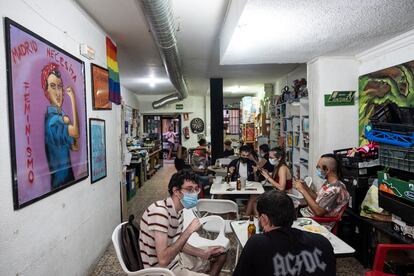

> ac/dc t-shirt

[{"left": 233, "top": 227, "right": 335, "bottom": 276}]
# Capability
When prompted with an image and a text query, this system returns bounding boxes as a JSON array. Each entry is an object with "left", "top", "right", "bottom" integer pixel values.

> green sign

[
  {"left": 176, "top": 104, "right": 183, "bottom": 110},
  {"left": 324, "top": 91, "right": 355, "bottom": 106}
]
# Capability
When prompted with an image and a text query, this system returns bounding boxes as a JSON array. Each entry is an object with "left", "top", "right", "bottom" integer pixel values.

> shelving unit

[{"left": 273, "top": 99, "right": 310, "bottom": 179}]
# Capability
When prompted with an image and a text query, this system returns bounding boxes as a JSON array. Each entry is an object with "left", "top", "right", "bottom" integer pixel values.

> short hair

[
  {"left": 239, "top": 145, "right": 251, "bottom": 153},
  {"left": 257, "top": 190, "right": 296, "bottom": 227},
  {"left": 259, "top": 144, "right": 270, "bottom": 153},
  {"left": 224, "top": 139, "right": 232, "bottom": 146},
  {"left": 198, "top": 139, "right": 206, "bottom": 146},
  {"left": 321, "top": 153, "right": 343, "bottom": 180},
  {"left": 168, "top": 170, "right": 199, "bottom": 195}
]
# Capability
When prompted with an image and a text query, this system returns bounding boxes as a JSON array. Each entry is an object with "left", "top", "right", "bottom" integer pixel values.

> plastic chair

[
  {"left": 310, "top": 203, "right": 347, "bottom": 235},
  {"left": 195, "top": 199, "right": 240, "bottom": 271},
  {"left": 196, "top": 199, "right": 239, "bottom": 233},
  {"left": 112, "top": 222, "right": 175, "bottom": 276},
  {"left": 217, "top": 158, "right": 232, "bottom": 166},
  {"left": 182, "top": 209, "right": 230, "bottom": 250},
  {"left": 366, "top": 244, "right": 414, "bottom": 276}
]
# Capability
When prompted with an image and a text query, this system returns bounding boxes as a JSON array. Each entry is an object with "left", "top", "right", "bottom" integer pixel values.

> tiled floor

[{"left": 89, "top": 163, "right": 368, "bottom": 276}]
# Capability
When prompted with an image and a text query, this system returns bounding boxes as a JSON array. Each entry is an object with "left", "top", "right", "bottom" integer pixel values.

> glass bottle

[
  {"left": 236, "top": 177, "right": 241, "bottom": 190},
  {"left": 248, "top": 215, "right": 256, "bottom": 238}
]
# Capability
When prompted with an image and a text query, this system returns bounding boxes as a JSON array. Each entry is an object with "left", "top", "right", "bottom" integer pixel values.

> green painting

[{"left": 359, "top": 61, "right": 414, "bottom": 145}]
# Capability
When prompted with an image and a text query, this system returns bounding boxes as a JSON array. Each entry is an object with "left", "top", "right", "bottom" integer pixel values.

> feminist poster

[{"left": 5, "top": 18, "right": 88, "bottom": 209}]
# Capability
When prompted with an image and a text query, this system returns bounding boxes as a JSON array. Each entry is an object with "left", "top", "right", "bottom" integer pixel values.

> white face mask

[{"left": 269, "top": 158, "right": 279, "bottom": 166}]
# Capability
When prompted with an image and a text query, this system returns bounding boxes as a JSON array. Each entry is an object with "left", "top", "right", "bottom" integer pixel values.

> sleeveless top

[{"left": 272, "top": 165, "right": 293, "bottom": 190}]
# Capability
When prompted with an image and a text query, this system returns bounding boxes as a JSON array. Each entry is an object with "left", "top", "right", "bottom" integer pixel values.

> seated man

[
  {"left": 294, "top": 154, "right": 350, "bottom": 219},
  {"left": 228, "top": 145, "right": 256, "bottom": 181},
  {"left": 223, "top": 139, "right": 234, "bottom": 157},
  {"left": 233, "top": 190, "right": 335, "bottom": 276},
  {"left": 139, "top": 170, "right": 227, "bottom": 276}
]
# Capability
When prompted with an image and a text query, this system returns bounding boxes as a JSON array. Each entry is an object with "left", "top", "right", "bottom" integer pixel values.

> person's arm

[
  {"left": 261, "top": 168, "right": 286, "bottom": 191},
  {"left": 177, "top": 145, "right": 182, "bottom": 159},
  {"left": 182, "top": 244, "right": 225, "bottom": 260},
  {"left": 153, "top": 218, "right": 201, "bottom": 267},
  {"left": 66, "top": 86, "right": 79, "bottom": 151},
  {"left": 294, "top": 181, "right": 327, "bottom": 217}
]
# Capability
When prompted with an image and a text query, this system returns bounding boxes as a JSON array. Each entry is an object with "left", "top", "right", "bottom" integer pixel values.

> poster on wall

[
  {"left": 359, "top": 61, "right": 414, "bottom": 145},
  {"left": 91, "top": 63, "right": 111, "bottom": 110},
  {"left": 89, "top": 119, "right": 107, "bottom": 183},
  {"left": 5, "top": 18, "right": 88, "bottom": 209}
]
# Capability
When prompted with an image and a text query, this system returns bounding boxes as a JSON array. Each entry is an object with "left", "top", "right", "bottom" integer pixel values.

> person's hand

[
  {"left": 203, "top": 246, "right": 226, "bottom": 260},
  {"left": 253, "top": 166, "right": 258, "bottom": 173},
  {"left": 186, "top": 218, "right": 202, "bottom": 234},
  {"left": 293, "top": 178, "right": 306, "bottom": 193},
  {"left": 66, "top": 86, "right": 75, "bottom": 99},
  {"left": 228, "top": 166, "right": 235, "bottom": 174},
  {"left": 260, "top": 169, "right": 270, "bottom": 179}
]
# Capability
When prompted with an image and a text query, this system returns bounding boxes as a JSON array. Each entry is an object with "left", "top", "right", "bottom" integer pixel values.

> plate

[{"left": 302, "top": 225, "right": 329, "bottom": 235}]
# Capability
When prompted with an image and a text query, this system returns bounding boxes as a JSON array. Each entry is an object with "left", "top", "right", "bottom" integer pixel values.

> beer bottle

[
  {"left": 236, "top": 177, "right": 241, "bottom": 190},
  {"left": 226, "top": 172, "right": 231, "bottom": 184},
  {"left": 247, "top": 215, "right": 256, "bottom": 238}
]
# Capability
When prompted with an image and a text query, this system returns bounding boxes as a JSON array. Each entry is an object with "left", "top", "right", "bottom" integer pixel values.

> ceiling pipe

[{"left": 139, "top": 0, "right": 189, "bottom": 109}]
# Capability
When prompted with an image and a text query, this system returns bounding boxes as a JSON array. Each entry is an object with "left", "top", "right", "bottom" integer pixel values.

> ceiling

[{"left": 76, "top": 0, "right": 414, "bottom": 97}]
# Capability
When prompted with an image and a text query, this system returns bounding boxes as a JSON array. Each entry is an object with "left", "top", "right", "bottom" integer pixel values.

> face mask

[
  {"left": 269, "top": 158, "right": 278, "bottom": 166},
  {"left": 259, "top": 152, "right": 265, "bottom": 158},
  {"left": 181, "top": 192, "right": 198, "bottom": 209},
  {"left": 316, "top": 168, "right": 326, "bottom": 179},
  {"left": 258, "top": 215, "right": 264, "bottom": 233},
  {"left": 240, "top": 157, "right": 248, "bottom": 163}
]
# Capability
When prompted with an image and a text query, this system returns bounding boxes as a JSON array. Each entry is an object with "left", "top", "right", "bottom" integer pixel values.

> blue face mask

[
  {"left": 181, "top": 192, "right": 198, "bottom": 209},
  {"left": 316, "top": 168, "right": 326, "bottom": 179}
]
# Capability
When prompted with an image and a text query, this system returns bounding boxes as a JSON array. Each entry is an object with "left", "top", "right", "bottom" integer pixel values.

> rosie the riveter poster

[{"left": 5, "top": 18, "right": 88, "bottom": 209}]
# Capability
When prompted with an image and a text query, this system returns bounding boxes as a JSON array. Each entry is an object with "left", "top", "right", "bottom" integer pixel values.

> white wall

[
  {"left": 275, "top": 64, "right": 307, "bottom": 95},
  {"left": 122, "top": 85, "right": 140, "bottom": 109},
  {"left": 138, "top": 95, "right": 206, "bottom": 149},
  {"left": 0, "top": 1, "right": 121, "bottom": 275},
  {"left": 307, "top": 57, "right": 359, "bottom": 188}
]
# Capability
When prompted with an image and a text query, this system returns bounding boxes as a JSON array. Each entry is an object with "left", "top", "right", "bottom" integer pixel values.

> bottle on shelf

[
  {"left": 236, "top": 177, "right": 241, "bottom": 191},
  {"left": 248, "top": 215, "right": 256, "bottom": 238}
]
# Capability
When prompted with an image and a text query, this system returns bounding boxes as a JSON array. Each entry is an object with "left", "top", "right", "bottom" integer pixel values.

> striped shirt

[{"left": 139, "top": 197, "right": 183, "bottom": 269}]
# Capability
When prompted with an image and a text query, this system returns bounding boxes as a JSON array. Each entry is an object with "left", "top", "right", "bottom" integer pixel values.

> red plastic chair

[
  {"left": 310, "top": 203, "right": 347, "bottom": 235},
  {"left": 366, "top": 244, "right": 414, "bottom": 276}
]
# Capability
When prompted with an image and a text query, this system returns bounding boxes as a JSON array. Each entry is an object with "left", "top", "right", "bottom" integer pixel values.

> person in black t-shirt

[
  {"left": 233, "top": 190, "right": 335, "bottom": 276},
  {"left": 223, "top": 139, "right": 235, "bottom": 157}
]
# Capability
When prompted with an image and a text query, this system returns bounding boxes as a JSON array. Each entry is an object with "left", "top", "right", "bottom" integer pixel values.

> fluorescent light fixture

[{"left": 136, "top": 77, "right": 169, "bottom": 87}]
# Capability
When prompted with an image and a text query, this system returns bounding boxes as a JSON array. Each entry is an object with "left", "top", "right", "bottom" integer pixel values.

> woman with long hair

[{"left": 259, "top": 147, "right": 293, "bottom": 191}]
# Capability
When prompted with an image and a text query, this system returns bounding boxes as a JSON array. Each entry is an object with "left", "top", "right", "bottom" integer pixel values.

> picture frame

[
  {"left": 89, "top": 118, "right": 107, "bottom": 183},
  {"left": 91, "top": 63, "right": 112, "bottom": 110},
  {"left": 5, "top": 18, "right": 89, "bottom": 209}
]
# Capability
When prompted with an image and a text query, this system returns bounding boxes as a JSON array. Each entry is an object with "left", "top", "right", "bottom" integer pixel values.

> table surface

[
  {"left": 230, "top": 218, "right": 355, "bottom": 256},
  {"left": 210, "top": 181, "right": 265, "bottom": 196},
  {"left": 207, "top": 166, "right": 228, "bottom": 172}
]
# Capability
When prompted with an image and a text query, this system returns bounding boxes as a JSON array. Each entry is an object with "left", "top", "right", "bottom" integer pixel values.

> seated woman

[
  {"left": 259, "top": 147, "right": 293, "bottom": 191},
  {"left": 256, "top": 144, "right": 274, "bottom": 181},
  {"left": 174, "top": 145, "right": 191, "bottom": 171}
]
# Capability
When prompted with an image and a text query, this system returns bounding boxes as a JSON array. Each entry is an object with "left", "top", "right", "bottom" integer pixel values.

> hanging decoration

[
  {"left": 183, "top": 126, "right": 190, "bottom": 139},
  {"left": 106, "top": 37, "right": 121, "bottom": 104},
  {"left": 190, "top": 118, "right": 204, "bottom": 133}
]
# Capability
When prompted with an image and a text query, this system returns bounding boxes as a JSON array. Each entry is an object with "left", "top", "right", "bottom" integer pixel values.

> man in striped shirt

[{"left": 139, "top": 170, "right": 227, "bottom": 276}]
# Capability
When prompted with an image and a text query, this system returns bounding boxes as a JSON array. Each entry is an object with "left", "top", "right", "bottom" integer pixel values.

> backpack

[{"left": 121, "top": 215, "right": 144, "bottom": 271}]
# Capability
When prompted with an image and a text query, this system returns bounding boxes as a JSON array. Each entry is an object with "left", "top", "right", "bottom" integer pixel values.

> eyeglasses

[{"left": 181, "top": 186, "right": 201, "bottom": 194}]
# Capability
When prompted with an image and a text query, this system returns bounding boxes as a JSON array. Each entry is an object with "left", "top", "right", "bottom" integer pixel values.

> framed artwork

[
  {"left": 5, "top": 18, "right": 88, "bottom": 209},
  {"left": 89, "top": 119, "right": 107, "bottom": 183},
  {"left": 91, "top": 63, "right": 111, "bottom": 110}
]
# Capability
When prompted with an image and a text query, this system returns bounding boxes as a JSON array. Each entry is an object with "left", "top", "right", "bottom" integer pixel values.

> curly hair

[{"left": 168, "top": 169, "right": 199, "bottom": 195}]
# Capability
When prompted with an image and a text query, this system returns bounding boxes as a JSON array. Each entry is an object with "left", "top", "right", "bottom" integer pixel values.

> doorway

[{"left": 161, "top": 115, "right": 181, "bottom": 160}]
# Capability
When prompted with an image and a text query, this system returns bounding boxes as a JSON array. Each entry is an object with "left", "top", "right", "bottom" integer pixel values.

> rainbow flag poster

[{"left": 106, "top": 37, "right": 121, "bottom": 104}]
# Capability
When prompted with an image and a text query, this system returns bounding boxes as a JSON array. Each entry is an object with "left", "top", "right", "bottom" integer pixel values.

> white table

[
  {"left": 230, "top": 218, "right": 355, "bottom": 256},
  {"left": 210, "top": 181, "right": 265, "bottom": 199}
]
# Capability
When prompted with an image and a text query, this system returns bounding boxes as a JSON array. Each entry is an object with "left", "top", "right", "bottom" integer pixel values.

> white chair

[
  {"left": 304, "top": 176, "right": 312, "bottom": 187},
  {"left": 112, "top": 222, "right": 175, "bottom": 276},
  {"left": 182, "top": 209, "right": 230, "bottom": 250},
  {"left": 217, "top": 158, "right": 232, "bottom": 166},
  {"left": 195, "top": 199, "right": 240, "bottom": 270}
]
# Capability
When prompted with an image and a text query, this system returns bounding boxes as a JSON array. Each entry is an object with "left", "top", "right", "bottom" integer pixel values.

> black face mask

[{"left": 240, "top": 157, "right": 248, "bottom": 163}]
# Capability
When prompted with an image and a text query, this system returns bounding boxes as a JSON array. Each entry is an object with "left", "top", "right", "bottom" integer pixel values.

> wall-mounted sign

[
  {"left": 324, "top": 91, "right": 355, "bottom": 106},
  {"left": 176, "top": 103, "right": 183, "bottom": 110}
]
